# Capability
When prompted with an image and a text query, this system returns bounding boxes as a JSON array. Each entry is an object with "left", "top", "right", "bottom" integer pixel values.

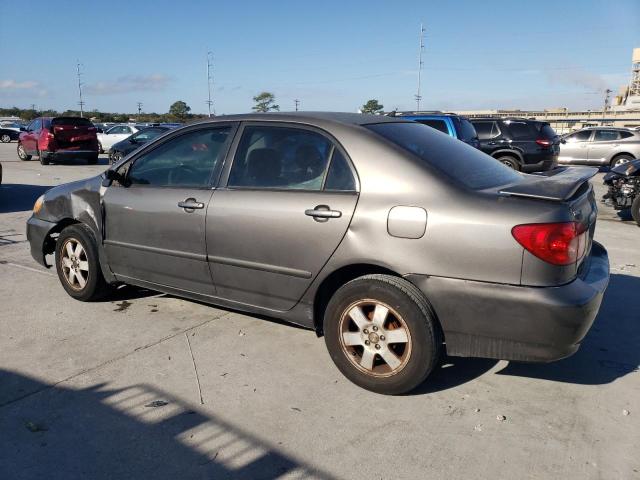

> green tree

[
  {"left": 361, "top": 99, "right": 384, "bottom": 114},
  {"left": 169, "top": 100, "right": 191, "bottom": 119},
  {"left": 252, "top": 92, "right": 279, "bottom": 112}
]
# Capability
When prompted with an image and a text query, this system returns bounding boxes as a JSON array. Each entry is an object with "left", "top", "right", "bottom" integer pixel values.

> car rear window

[
  {"left": 51, "top": 117, "right": 93, "bottom": 127},
  {"left": 504, "top": 121, "right": 535, "bottom": 139},
  {"left": 620, "top": 130, "right": 634, "bottom": 139},
  {"left": 416, "top": 119, "right": 449, "bottom": 134},
  {"left": 537, "top": 123, "right": 557, "bottom": 139},
  {"left": 366, "top": 122, "right": 521, "bottom": 190},
  {"left": 454, "top": 117, "right": 478, "bottom": 141}
]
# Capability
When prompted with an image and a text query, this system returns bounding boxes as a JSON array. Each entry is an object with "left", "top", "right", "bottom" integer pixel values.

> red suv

[{"left": 17, "top": 117, "right": 99, "bottom": 165}]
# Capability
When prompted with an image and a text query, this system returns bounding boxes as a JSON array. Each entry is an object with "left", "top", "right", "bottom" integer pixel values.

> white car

[{"left": 97, "top": 124, "right": 141, "bottom": 153}]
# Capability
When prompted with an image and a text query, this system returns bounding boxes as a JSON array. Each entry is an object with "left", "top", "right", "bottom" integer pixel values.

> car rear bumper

[
  {"left": 42, "top": 150, "right": 98, "bottom": 160},
  {"left": 522, "top": 156, "right": 558, "bottom": 172},
  {"left": 405, "top": 241, "right": 609, "bottom": 362},
  {"left": 26, "top": 216, "right": 56, "bottom": 267}
]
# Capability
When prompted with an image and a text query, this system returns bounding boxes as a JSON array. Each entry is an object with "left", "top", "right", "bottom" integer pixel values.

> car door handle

[
  {"left": 178, "top": 198, "right": 205, "bottom": 211},
  {"left": 305, "top": 205, "right": 342, "bottom": 221}
]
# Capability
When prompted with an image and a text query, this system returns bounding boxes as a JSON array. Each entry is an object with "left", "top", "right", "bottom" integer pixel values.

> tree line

[{"left": 1, "top": 94, "right": 386, "bottom": 121}]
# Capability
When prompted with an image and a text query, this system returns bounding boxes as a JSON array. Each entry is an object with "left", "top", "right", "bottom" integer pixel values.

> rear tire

[
  {"left": 39, "top": 151, "right": 50, "bottom": 165},
  {"left": 631, "top": 195, "right": 640, "bottom": 226},
  {"left": 323, "top": 274, "right": 441, "bottom": 395},
  {"left": 497, "top": 155, "right": 520, "bottom": 170},
  {"left": 55, "top": 224, "right": 112, "bottom": 301},
  {"left": 17, "top": 144, "right": 32, "bottom": 161},
  {"left": 611, "top": 154, "right": 633, "bottom": 169}
]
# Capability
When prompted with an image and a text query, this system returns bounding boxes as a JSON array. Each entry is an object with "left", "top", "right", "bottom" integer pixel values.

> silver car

[
  {"left": 27, "top": 113, "right": 609, "bottom": 394},
  {"left": 558, "top": 127, "right": 640, "bottom": 168}
]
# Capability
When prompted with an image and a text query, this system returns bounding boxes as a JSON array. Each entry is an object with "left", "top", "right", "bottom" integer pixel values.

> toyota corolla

[{"left": 27, "top": 112, "right": 609, "bottom": 394}]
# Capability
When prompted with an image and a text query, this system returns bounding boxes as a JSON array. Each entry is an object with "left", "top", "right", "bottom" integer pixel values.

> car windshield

[{"left": 366, "top": 122, "right": 522, "bottom": 190}]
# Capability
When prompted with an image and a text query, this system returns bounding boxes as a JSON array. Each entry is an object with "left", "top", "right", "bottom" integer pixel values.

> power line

[
  {"left": 206, "top": 51, "right": 214, "bottom": 117},
  {"left": 415, "top": 23, "right": 425, "bottom": 111},
  {"left": 76, "top": 61, "right": 85, "bottom": 117}
]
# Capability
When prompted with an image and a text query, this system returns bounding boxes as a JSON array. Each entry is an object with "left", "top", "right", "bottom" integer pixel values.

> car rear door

[
  {"left": 472, "top": 120, "right": 503, "bottom": 154},
  {"left": 587, "top": 129, "right": 621, "bottom": 164},
  {"left": 206, "top": 122, "right": 358, "bottom": 311},
  {"left": 103, "top": 124, "right": 236, "bottom": 294}
]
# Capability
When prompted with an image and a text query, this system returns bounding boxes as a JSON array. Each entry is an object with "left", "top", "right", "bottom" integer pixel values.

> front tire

[
  {"left": 611, "top": 154, "right": 633, "bottom": 168},
  {"left": 55, "top": 224, "right": 111, "bottom": 301},
  {"left": 323, "top": 274, "right": 441, "bottom": 395},
  {"left": 1, "top": 134, "right": 11, "bottom": 143},
  {"left": 17, "top": 144, "right": 32, "bottom": 161},
  {"left": 631, "top": 195, "right": 640, "bottom": 226}
]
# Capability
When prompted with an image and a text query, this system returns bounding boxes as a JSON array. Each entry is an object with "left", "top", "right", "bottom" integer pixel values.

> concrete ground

[{"left": 0, "top": 141, "right": 638, "bottom": 480}]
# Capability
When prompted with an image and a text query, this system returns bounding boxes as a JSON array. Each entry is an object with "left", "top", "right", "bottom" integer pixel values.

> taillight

[
  {"left": 511, "top": 222, "right": 587, "bottom": 266},
  {"left": 535, "top": 138, "right": 552, "bottom": 147}
]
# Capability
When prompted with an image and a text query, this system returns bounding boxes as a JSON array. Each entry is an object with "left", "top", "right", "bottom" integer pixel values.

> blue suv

[{"left": 388, "top": 112, "right": 480, "bottom": 149}]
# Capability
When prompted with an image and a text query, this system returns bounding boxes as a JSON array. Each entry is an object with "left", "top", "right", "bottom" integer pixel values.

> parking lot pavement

[{"left": 0, "top": 141, "right": 638, "bottom": 480}]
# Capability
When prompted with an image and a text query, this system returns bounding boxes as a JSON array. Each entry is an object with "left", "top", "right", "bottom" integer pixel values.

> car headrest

[{"left": 246, "top": 148, "right": 281, "bottom": 186}]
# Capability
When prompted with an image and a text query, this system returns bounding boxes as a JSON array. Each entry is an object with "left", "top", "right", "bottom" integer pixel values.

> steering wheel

[{"left": 168, "top": 164, "right": 199, "bottom": 185}]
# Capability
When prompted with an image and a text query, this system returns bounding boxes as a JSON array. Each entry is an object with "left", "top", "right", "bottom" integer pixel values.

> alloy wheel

[
  {"left": 613, "top": 157, "right": 631, "bottom": 168},
  {"left": 60, "top": 238, "right": 89, "bottom": 290},
  {"left": 339, "top": 299, "right": 412, "bottom": 377},
  {"left": 17, "top": 145, "right": 27, "bottom": 159},
  {"left": 1, "top": 134, "right": 10, "bottom": 143}
]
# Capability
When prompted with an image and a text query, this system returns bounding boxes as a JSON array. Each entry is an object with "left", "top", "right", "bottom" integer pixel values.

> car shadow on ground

[
  {"left": 414, "top": 273, "right": 639, "bottom": 394},
  {"left": 0, "top": 184, "right": 53, "bottom": 214},
  {"left": 0, "top": 370, "right": 335, "bottom": 480}
]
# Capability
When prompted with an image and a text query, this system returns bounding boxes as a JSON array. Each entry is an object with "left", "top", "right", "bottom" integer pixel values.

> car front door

[
  {"left": 559, "top": 130, "right": 592, "bottom": 164},
  {"left": 103, "top": 124, "right": 235, "bottom": 294},
  {"left": 206, "top": 123, "right": 359, "bottom": 311},
  {"left": 587, "top": 129, "right": 621, "bottom": 165}
]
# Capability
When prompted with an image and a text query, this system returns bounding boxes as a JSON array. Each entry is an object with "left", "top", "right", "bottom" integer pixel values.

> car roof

[{"left": 188, "top": 112, "right": 412, "bottom": 128}]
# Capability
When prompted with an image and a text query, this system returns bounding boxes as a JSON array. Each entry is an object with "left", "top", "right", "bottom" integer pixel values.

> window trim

[
  {"left": 219, "top": 121, "right": 360, "bottom": 194},
  {"left": 115, "top": 122, "right": 238, "bottom": 190}
]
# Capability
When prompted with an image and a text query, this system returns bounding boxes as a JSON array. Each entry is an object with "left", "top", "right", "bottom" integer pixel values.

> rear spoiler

[{"left": 499, "top": 167, "right": 598, "bottom": 201}]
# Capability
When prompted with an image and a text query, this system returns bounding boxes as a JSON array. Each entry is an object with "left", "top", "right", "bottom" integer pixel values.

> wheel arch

[
  {"left": 491, "top": 149, "right": 523, "bottom": 163},
  {"left": 312, "top": 263, "right": 401, "bottom": 335},
  {"left": 609, "top": 152, "right": 634, "bottom": 165}
]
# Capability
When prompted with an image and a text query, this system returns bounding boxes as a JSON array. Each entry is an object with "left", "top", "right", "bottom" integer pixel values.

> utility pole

[
  {"left": 294, "top": 99, "right": 300, "bottom": 111},
  {"left": 415, "top": 23, "right": 426, "bottom": 112},
  {"left": 76, "top": 61, "right": 85, "bottom": 117},
  {"left": 206, "top": 51, "right": 214, "bottom": 117},
  {"left": 30, "top": 104, "right": 36, "bottom": 111},
  {"left": 137, "top": 102, "right": 143, "bottom": 115}
]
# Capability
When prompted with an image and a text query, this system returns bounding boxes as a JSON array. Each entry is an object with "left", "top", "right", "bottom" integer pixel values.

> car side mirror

[
  {"left": 129, "top": 137, "right": 137, "bottom": 144},
  {"left": 560, "top": 139, "right": 566, "bottom": 144},
  {"left": 102, "top": 169, "right": 126, "bottom": 187}
]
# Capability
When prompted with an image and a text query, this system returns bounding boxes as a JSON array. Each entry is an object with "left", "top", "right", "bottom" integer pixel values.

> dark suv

[
  {"left": 470, "top": 118, "right": 559, "bottom": 172},
  {"left": 17, "top": 117, "right": 99, "bottom": 165},
  {"left": 388, "top": 112, "right": 480, "bottom": 149}
]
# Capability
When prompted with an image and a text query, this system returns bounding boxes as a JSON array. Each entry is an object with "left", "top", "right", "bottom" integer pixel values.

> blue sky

[{"left": 1, "top": 0, "right": 639, "bottom": 114}]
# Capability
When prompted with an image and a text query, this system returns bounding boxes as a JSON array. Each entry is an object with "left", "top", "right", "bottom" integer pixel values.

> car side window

[
  {"left": 505, "top": 121, "right": 533, "bottom": 139},
  {"left": 109, "top": 126, "right": 127, "bottom": 135},
  {"left": 127, "top": 127, "right": 231, "bottom": 188},
  {"left": 565, "top": 130, "right": 592, "bottom": 143},
  {"left": 472, "top": 122, "right": 494, "bottom": 140},
  {"left": 619, "top": 131, "right": 634, "bottom": 139},
  {"left": 593, "top": 130, "right": 620, "bottom": 142},
  {"left": 324, "top": 149, "right": 356, "bottom": 191},
  {"left": 417, "top": 119, "right": 449, "bottom": 134},
  {"left": 228, "top": 126, "right": 333, "bottom": 190}
]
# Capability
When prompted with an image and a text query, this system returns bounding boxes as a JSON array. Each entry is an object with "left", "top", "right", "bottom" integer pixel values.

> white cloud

[
  {"left": 85, "top": 74, "right": 171, "bottom": 95},
  {"left": 0, "top": 79, "right": 40, "bottom": 90}
]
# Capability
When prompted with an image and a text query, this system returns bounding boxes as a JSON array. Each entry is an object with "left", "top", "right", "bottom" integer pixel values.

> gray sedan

[
  {"left": 558, "top": 127, "right": 640, "bottom": 167},
  {"left": 26, "top": 112, "right": 609, "bottom": 394}
]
